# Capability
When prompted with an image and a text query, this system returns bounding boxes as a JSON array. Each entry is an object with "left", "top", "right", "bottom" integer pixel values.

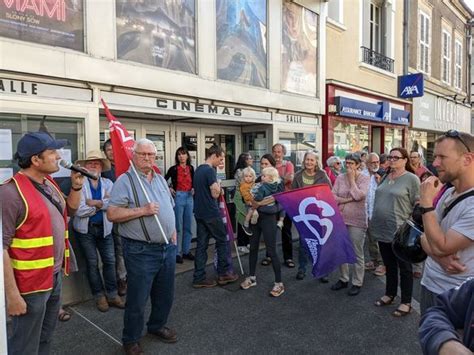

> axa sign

[{"left": 398, "top": 73, "right": 424, "bottom": 99}]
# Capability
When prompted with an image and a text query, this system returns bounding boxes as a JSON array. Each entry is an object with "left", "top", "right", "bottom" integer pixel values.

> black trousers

[
  {"left": 249, "top": 213, "right": 281, "bottom": 283},
  {"left": 281, "top": 215, "right": 293, "bottom": 261},
  {"left": 378, "top": 241, "right": 413, "bottom": 304}
]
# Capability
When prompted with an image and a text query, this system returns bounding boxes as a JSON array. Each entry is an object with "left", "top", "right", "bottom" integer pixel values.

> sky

[{"left": 465, "top": 0, "right": 474, "bottom": 12}]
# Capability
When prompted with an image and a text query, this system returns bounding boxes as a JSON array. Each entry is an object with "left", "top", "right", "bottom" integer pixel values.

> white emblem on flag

[{"left": 293, "top": 197, "right": 335, "bottom": 245}]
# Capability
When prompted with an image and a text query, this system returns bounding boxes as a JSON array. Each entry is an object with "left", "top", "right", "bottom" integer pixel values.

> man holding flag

[
  {"left": 102, "top": 101, "right": 178, "bottom": 354},
  {"left": 274, "top": 184, "right": 356, "bottom": 279}
]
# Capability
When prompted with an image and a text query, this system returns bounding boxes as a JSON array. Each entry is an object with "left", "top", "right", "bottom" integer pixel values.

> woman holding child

[
  {"left": 292, "top": 151, "right": 332, "bottom": 281},
  {"left": 240, "top": 154, "right": 285, "bottom": 297}
]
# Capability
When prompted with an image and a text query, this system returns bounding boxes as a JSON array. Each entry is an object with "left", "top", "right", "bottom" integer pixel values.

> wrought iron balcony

[{"left": 361, "top": 46, "right": 394, "bottom": 73}]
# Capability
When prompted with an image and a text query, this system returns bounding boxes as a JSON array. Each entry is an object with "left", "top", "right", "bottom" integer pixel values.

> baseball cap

[{"left": 15, "top": 132, "right": 68, "bottom": 159}]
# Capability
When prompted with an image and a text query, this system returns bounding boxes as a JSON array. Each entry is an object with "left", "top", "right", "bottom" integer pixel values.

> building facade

[
  {"left": 408, "top": 0, "right": 472, "bottom": 163},
  {"left": 0, "top": 0, "right": 327, "bottom": 303},
  {"left": 324, "top": 0, "right": 411, "bottom": 163}
]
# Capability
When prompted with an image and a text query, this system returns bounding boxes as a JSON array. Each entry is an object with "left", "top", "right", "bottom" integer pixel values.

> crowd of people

[{"left": 1, "top": 129, "right": 473, "bottom": 354}]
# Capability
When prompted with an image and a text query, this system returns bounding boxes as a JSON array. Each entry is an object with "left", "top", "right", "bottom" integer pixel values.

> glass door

[{"left": 175, "top": 126, "right": 199, "bottom": 168}]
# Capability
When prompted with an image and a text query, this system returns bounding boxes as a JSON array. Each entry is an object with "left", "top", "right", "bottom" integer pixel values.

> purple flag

[
  {"left": 274, "top": 184, "right": 356, "bottom": 278},
  {"left": 213, "top": 195, "right": 234, "bottom": 272}
]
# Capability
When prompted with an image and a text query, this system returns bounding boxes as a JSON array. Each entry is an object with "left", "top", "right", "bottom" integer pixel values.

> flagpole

[{"left": 130, "top": 161, "right": 169, "bottom": 244}]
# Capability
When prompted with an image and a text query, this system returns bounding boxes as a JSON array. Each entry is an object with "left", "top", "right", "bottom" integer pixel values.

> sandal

[
  {"left": 285, "top": 259, "right": 295, "bottom": 268},
  {"left": 58, "top": 309, "right": 71, "bottom": 322},
  {"left": 392, "top": 304, "right": 412, "bottom": 317},
  {"left": 374, "top": 295, "right": 395, "bottom": 307},
  {"left": 261, "top": 257, "right": 271, "bottom": 266}
]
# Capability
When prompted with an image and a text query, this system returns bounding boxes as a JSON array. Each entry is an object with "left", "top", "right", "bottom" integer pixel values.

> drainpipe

[{"left": 403, "top": 0, "right": 409, "bottom": 74}]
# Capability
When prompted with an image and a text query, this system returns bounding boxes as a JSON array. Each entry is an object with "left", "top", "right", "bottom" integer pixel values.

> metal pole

[{"left": 403, "top": 0, "right": 409, "bottom": 74}]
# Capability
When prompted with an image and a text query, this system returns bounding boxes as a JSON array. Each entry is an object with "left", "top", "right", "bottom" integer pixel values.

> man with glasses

[
  {"left": 107, "top": 138, "right": 178, "bottom": 355},
  {"left": 1, "top": 132, "right": 83, "bottom": 354},
  {"left": 364, "top": 153, "right": 385, "bottom": 276},
  {"left": 409, "top": 151, "right": 430, "bottom": 179},
  {"left": 418, "top": 130, "right": 474, "bottom": 314}
]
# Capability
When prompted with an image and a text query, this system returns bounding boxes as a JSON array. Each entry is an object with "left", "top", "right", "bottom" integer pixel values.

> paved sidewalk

[{"left": 50, "top": 247, "right": 422, "bottom": 355}]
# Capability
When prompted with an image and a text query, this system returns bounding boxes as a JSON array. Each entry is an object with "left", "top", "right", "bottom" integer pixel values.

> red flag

[{"left": 101, "top": 99, "right": 161, "bottom": 177}]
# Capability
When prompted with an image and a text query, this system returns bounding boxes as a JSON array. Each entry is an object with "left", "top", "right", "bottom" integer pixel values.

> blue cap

[{"left": 16, "top": 132, "right": 68, "bottom": 158}]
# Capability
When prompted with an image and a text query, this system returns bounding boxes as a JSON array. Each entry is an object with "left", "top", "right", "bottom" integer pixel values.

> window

[
  {"left": 328, "top": 0, "right": 343, "bottom": 23},
  {"left": 442, "top": 30, "right": 451, "bottom": 84},
  {"left": 278, "top": 131, "right": 318, "bottom": 170},
  {"left": 418, "top": 11, "right": 431, "bottom": 74},
  {"left": 454, "top": 39, "right": 462, "bottom": 90},
  {"left": 369, "top": 1, "right": 382, "bottom": 53}
]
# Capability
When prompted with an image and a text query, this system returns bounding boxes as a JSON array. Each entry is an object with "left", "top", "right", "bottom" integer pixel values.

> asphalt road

[{"left": 50, "top": 246, "right": 422, "bottom": 355}]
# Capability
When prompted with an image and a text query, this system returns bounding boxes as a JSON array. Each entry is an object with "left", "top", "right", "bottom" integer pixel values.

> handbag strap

[
  {"left": 441, "top": 190, "right": 474, "bottom": 220},
  {"left": 125, "top": 172, "right": 151, "bottom": 242}
]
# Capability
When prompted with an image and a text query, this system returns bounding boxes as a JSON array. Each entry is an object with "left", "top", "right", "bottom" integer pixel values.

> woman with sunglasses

[
  {"left": 369, "top": 147, "right": 420, "bottom": 317},
  {"left": 330, "top": 153, "right": 370, "bottom": 295},
  {"left": 324, "top": 156, "right": 343, "bottom": 186}
]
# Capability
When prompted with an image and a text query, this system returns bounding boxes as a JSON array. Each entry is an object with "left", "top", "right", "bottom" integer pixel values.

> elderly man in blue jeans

[{"left": 108, "top": 138, "right": 177, "bottom": 355}]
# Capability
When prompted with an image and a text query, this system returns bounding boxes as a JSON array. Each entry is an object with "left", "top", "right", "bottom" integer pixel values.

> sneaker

[
  {"left": 237, "top": 246, "right": 250, "bottom": 255},
  {"left": 270, "top": 282, "right": 285, "bottom": 297},
  {"left": 296, "top": 270, "right": 306, "bottom": 280},
  {"left": 108, "top": 296, "right": 125, "bottom": 309},
  {"left": 374, "top": 265, "right": 386, "bottom": 276},
  {"left": 364, "top": 261, "right": 375, "bottom": 271},
  {"left": 250, "top": 211, "right": 259, "bottom": 225},
  {"left": 217, "top": 272, "right": 239, "bottom": 285},
  {"left": 193, "top": 279, "right": 217, "bottom": 288},
  {"left": 123, "top": 342, "right": 144, "bottom": 355},
  {"left": 242, "top": 224, "right": 253, "bottom": 236},
  {"left": 330, "top": 280, "right": 348, "bottom": 291},
  {"left": 96, "top": 296, "right": 109, "bottom": 312},
  {"left": 148, "top": 326, "right": 178, "bottom": 343},
  {"left": 347, "top": 285, "right": 362, "bottom": 296},
  {"left": 276, "top": 220, "right": 284, "bottom": 229},
  {"left": 240, "top": 277, "right": 257, "bottom": 289}
]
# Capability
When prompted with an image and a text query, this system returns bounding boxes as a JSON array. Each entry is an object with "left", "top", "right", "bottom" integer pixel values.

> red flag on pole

[
  {"left": 101, "top": 98, "right": 162, "bottom": 177},
  {"left": 101, "top": 99, "right": 134, "bottom": 177}
]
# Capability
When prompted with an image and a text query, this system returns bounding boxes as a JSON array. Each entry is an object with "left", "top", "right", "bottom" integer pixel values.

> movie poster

[
  {"left": 282, "top": 1, "right": 318, "bottom": 96},
  {"left": 0, "top": 0, "right": 84, "bottom": 51},
  {"left": 116, "top": 0, "right": 196, "bottom": 74},
  {"left": 216, "top": 0, "right": 267, "bottom": 88}
]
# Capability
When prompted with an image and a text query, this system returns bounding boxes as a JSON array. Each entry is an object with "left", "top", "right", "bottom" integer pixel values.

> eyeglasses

[
  {"left": 387, "top": 156, "right": 403, "bottom": 161},
  {"left": 334, "top": 162, "right": 341, "bottom": 165},
  {"left": 444, "top": 130, "right": 471, "bottom": 152},
  {"left": 135, "top": 152, "right": 156, "bottom": 158}
]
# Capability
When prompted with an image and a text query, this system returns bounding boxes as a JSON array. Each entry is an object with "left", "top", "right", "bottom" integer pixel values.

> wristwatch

[{"left": 419, "top": 206, "right": 435, "bottom": 215}]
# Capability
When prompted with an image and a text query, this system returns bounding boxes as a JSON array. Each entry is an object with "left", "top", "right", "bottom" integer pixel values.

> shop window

[
  {"left": 243, "top": 131, "right": 267, "bottom": 175},
  {"left": 278, "top": 131, "right": 318, "bottom": 170},
  {"left": 408, "top": 130, "right": 442, "bottom": 166},
  {"left": 146, "top": 133, "right": 166, "bottom": 174},
  {"left": 0, "top": 114, "right": 84, "bottom": 182},
  {"left": 384, "top": 128, "right": 403, "bottom": 152},
  {"left": 333, "top": 122, "right": 369, "bottom": 159}
]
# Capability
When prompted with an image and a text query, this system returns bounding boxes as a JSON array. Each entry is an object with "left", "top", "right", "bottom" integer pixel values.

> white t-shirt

[{"left": 421, "top": 187, "right": 474, "bottom": 294}]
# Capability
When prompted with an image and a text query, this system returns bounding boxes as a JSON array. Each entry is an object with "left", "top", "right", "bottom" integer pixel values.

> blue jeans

[
  {"left": 193, "top": 217, "right": 230, "bottom": 283},
  {"left": 76, "top": 224, "right": 117, "bottom": 299},
  {"left": 122, "top": 238, "right": 176, "bottom": 345},
  {"left": 9, "top": 273, "right": 62, "bottom": 355},
  {"left": 174, "top": 191, "right": 193, "bottom": 255}
]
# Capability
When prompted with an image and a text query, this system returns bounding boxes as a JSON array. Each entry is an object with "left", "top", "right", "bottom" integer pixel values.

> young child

[{"left": 239, "top": 167, "right": 258, "bottom": 236}]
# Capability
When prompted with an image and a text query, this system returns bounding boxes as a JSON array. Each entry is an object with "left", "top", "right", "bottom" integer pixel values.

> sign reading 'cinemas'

[{"left": 0, "top": 0, "right": 84, "bottom": 51}]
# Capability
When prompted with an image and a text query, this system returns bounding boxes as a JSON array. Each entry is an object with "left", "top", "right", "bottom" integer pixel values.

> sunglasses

[
  {"left": 444, "top": 130, "right": 471, "bottom": 152},
  {"left": 387, "top": 156, "right": 403, "bottom": 161}
]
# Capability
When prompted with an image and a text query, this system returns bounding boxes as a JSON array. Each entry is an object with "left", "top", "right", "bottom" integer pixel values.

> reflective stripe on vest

[
  {"left": 10, "top": 236, "right": 54, "bottom": 249},
  {"left": 10, "top": 257, "right": 54, "bottom": 270}
]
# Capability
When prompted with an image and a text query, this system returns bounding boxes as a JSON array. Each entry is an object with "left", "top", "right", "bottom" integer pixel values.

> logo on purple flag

[{"left": 274, "top": 184, "right": 356, "bottom": 278}]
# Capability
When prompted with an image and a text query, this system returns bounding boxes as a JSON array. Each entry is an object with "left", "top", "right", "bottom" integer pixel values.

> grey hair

[
  {"left": 133, "top": 138, "right": 157, "bottom": 154},
  {"left": 326, "top": 156, "right": 341, "bottom": 167},
  {"left": 367, "top": 152, "right": 379, "bottom": 160}
]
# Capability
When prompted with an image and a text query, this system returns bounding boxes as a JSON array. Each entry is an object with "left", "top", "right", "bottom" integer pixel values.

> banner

[
  {"left": 0, "top": 0, "right": 84, "bottom": 51},
  {"left": 216, "top": 0, "right": 267, "bottom": 88},
  {"left": 274, "top": 184, "right": 356, "bottom": 278},
  {"left": 281, "top": 1, "right": 318, "bottom": 96},
  {"left": 214, "top": 195, "right": 235, "bottom": 273}
]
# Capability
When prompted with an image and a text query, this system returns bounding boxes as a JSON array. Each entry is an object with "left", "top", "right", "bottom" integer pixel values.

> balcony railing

[{"left": 361, "top": 46, "right": 394, "bottom": 73}]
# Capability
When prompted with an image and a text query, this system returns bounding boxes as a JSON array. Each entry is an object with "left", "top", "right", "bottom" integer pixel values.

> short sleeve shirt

[
  {"left": 421, "top": 187, "right": 474, "bottom": 294},
  {"left": 193, "top": 164, "right": 219, "bottom": 219}
]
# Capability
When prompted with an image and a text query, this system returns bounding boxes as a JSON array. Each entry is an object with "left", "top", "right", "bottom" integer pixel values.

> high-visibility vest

[{"left": 8, "top": 172, "right": 70, "bottom": 295}]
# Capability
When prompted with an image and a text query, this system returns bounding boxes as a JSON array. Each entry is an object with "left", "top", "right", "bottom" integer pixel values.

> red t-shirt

[
  {"left": 276, "top": 160, "right": 295, "bottom": 191},
  {"left": 176, "top": 165, "right": 192, "bottom": 191}
]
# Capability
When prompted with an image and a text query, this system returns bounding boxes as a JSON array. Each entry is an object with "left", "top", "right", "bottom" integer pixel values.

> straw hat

[{"left": 75, "top": 150, "right": 111, "bottom": 172}]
